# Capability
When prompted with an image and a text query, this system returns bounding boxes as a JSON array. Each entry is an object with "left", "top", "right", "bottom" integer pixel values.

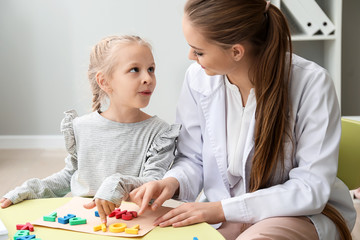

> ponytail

[
  {"left": 249, "top": 3, "right": 292, "bottom": 192},
  {"left": 323, "top": 203, "right": 352, "bottom": 240}
]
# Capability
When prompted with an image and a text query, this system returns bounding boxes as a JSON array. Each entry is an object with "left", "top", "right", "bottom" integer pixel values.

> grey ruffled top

[{"left": 4, "top": 110, "right": 181, "bottom": 205}]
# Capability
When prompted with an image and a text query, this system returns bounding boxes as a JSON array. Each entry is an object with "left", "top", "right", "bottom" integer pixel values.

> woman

[{"left": 130, "top": 0, "right": 356, "bottom": 239}]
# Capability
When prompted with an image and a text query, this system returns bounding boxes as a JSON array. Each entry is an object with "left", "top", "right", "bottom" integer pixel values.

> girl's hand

[
  {"left": 83, "top": 198, "right": 119, "bottom": 224},
  {"left": 129, "top": 177, "right": 180, "bottom": 215},
  {"left": 154, "top": 201, "right": 225, "bottom": 227},
  {"left": 0, "top": 198, "right": 13, "bottom": 208}
]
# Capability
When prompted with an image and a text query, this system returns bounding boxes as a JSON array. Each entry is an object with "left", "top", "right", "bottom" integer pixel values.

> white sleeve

[{"left": 164, "top": 67, "right": 204, "bottom": 201}]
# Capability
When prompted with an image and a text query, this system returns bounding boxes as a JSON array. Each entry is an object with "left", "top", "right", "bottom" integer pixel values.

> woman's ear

[
  {"left": 231, "top": 44, "right": 245, "bottom": 62},
  {"left": 96, "top": 72, "right": 112, "bottom": 94}
]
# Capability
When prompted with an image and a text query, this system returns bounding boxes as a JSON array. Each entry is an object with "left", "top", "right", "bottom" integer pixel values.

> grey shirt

[{"left": 4, "top": 110, "right": 180, "bottom": 205}]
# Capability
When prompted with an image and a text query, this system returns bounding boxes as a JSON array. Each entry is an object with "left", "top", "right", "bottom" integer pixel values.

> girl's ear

[
  {"left": 96, "top": 72, "right": 112, "bottom": 94},
  {"left": 231, "top": 44, "right": 245, "bottom": 62}
]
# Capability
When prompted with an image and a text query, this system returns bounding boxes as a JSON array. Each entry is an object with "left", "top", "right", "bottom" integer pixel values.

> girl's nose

[{"left": 142, "top": 72, "right": 154, "bottom": 84}]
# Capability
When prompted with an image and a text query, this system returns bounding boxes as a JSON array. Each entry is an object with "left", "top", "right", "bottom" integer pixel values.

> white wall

[
  {"left": 1, "top": 0, "right": 359, "bottom": 138},
  {"left": 0, "top": 0, "right": 190, "bottom": 136}
]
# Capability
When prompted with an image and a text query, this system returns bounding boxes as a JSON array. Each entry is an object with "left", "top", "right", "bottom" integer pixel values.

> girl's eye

[
  {"left": 130, "top": 67, "right": 139, "bottom": 73},
  {"left": 148, "top": 67, "right": 155, "bottom": 73},
  {"left": 193, "top": 50, "right": 203, "bottom": 57}
]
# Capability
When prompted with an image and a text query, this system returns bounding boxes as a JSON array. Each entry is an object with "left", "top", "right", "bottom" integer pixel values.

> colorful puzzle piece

[
  {"left": 93, "top": 223, "right": 107, "bottom": 232},
  {"left": 101, "top": 223, "right": 107, "bottom": 232},
  {"left": 43, "top": 212, "right": 57, "bottom": 222},
  {"left": 58, "top": 214, "right": 76, "bottom": 224},
  {"left": 115, "top": 210, "right": 127, "bottom": 219},
  {"left": 93, "top": 225, "right": 101, "bottom": 232},
  {"left": 94, "top": 211, "right": 99, "bottom": 217},
  {"left": 69, "top": 217, "right": 87, "bottom": 226},
  {"left": 125, "top": 224, "right": 140, "bottom": 235},
  {"left": 108, "top": 208, "right": 121, "bottom": 218},
  {"left": 13, "top": 230, "right": 29, "bottom": 240},
  {"left": 16, "top": 222, "right": 34, "bottom": 232},
  {"left": 15, "top": 235, "right": 37, "bottom": 240},
  {"left": 122, "top": 212, "right": 134, "bottom": 220},
  {"left": 129, "top": 211, "right": 138, "bottom": 218},
  {"left": 109, "top": 223, "right": 127, "bottom": 233}
]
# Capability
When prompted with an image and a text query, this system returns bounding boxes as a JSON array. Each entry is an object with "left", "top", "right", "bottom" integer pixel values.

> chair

[{"left": 337, "top": 118, "right": 360, "bottom": 190}]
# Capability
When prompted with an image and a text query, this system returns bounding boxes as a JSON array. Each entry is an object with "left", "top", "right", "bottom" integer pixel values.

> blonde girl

[{"left": 1, "top": 35, "right": 180, "bottom": 225}]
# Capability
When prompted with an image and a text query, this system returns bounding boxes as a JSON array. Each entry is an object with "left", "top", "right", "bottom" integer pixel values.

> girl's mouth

[{"left": 139, "top": 90, "right": 152, "bottom": 96}]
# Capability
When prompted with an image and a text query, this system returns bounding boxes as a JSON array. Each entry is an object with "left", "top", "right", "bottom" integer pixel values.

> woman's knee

[{"left": 236, "top": 217, "right": 318, "bottom": 240}]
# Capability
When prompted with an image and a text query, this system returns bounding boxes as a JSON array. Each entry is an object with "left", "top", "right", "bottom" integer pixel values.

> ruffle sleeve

[
  {"left": 60, "top": 110, "right": 78, "bottom": 156},
  {"left": 147, "top": 123, "right": 181, "bottom": 157}
]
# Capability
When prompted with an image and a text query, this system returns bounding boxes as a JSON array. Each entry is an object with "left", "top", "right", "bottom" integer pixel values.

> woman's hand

[
  {"left": 354, "top": 188, "right": 360, "bottom": 199},
  {"left": 0, "top": 198, "right": 13, "bottom": 208},
  {"left": 129, "top": 177, "right": 180, "bottom": 215},
  {"left": 83, "top": 198, "right": 119, "bottom": 224},
  {"left": 154, "top": 201, "right": 225, "bottom": 227}
]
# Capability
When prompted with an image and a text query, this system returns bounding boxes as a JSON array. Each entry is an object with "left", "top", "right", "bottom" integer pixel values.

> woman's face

[{"left": 182, "top": 16, "right": 238, "bottom": 76}]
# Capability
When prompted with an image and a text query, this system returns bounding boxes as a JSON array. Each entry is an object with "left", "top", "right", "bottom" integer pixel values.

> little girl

[{"left": 0, "top": 35, "right": 180, "bottom": 224}]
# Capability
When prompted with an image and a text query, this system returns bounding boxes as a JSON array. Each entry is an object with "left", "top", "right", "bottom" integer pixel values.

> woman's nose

[{"left": 188, "top": 48, "right": 197, "bottom": 61}]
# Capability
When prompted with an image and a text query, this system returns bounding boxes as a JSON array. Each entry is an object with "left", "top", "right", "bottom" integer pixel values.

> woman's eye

[
  {"left": 130, "top": 67, "right": 139, "bottom": 73},
  {"left": 148, "top": 67, "right": 155, "bottom": 73},
  {"left": 193, "top": 50, "right": 203, "bottom": 56}
]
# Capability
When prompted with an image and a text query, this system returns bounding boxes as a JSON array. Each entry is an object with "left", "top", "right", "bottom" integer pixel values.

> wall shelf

[{"left": 271, "top": 0, "right": 342, "bottom": 102}]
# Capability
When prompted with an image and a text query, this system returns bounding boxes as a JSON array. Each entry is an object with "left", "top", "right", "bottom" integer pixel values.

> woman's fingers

[
  {"left": 130, "top": 178, "right": 180, "bottom": 215},
  {"left": 154, "top": 206, "right": 199, "bottom": 227},
  {"left": 154, "top": 202, "right": 225, "bottom": 227},
  {"left": 138, "top": 184, "right": 158, "bottom": 215},
  {"left": 150, "top": 187, "right": 173, "bottom": 211}
]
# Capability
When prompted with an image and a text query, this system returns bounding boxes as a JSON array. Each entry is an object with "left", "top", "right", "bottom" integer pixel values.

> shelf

[
  {"left": 273, "top": 0, "right": 342, "bottom": 103},
  {"left": 291, "top": 35, "right": 336, "bottom": 41}
]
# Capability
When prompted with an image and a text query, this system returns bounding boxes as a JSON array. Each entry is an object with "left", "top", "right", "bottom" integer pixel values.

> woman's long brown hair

[{"left": 185, "top": 0, "right": 351, "bottom": 239}]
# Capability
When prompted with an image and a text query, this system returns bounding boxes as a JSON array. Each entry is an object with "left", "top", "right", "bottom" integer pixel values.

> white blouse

[{"left": 225, "top": 76, "right": 256, "bottom": 196}]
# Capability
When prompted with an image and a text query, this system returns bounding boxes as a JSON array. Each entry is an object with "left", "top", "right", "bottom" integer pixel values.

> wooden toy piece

[
  {"left": 16, "top": 222, "right": 34, "bottom": 232},
  {"left": 101, "top": 223, "right": 107, "bottom": 232},
  {"left": 69, "top": 217, "right": 87, "bottom": 225},
  {"left": 125, "top": 224, "right": 140, "bottom": 235},
  {"left": 58, "top": 214, "right": 76, "bottom": 224},
  {"left": 95, "top": 211, "right": 100, "bottom": 217},
  {"left": 13, "top": 230, "right": 29, "bottom": 240},
  {"left": 129, "top": 211, "right": 138, "bottom": 218},
  {"left": 121, "top": 212, "right": 133, "bottom": 221},
  {"left": 115, "top": 210, "right": 127, "bottom": 219},
  {"left": 93, "top": 225, "right": 101, "bottom": 232},
  {"left": 109, "top": 223, "right": 127, "bottom": 233},
  {"left": 43, "top": 212, "right": 57, "bottom": 222}
]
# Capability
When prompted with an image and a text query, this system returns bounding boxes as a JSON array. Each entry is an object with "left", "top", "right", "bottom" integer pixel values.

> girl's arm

[
  {"left": 94, "top": 124, "right": 180, "bottom": 206},
  {"left": 1, "top": 110, "right": 79, "bottom": 207},
  {"left": 1, "top": 154, "right": 77, "bottom": 206}
]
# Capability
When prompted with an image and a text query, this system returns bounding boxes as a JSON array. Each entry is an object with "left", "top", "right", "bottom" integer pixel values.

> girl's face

[
  {"left": 107, "top": 43, "right": 156, "bottom": 110},
  {"left": 182, "top": 16, "right": 238, "bottom": 76}
]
